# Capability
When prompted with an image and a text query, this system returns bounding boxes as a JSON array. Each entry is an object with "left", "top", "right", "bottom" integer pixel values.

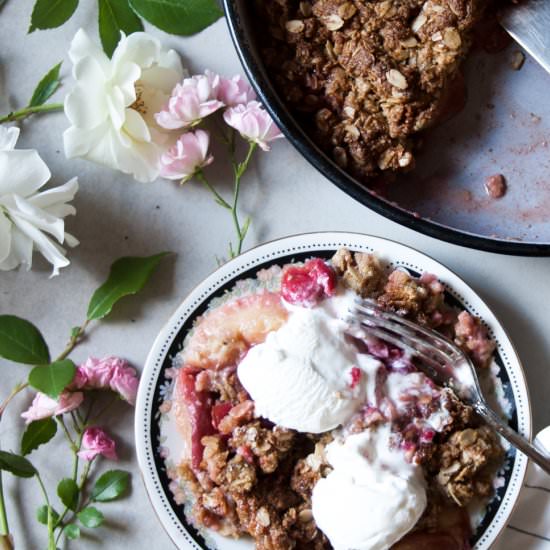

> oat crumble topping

[{"left": 256, "top": 0, "right": 488, "bottom": 182}]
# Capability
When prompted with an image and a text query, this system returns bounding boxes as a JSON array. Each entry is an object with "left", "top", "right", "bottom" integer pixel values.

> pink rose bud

[
  {"left": 21, "top": 391, "right": 84, "bottom": 424},
  {"left": 223, "top": 101, "right": 283, "bottom": 151},
  {"left": 218, "top": 75, "right": 256, "bottom": 106},
  {"left": 78, "top": 427, "right": 118, "bottom": 461},
  {"left": 159, "top": 130, "right": 213, "bottom": 182},
  {"left": 109, "top": 362, "right": 139, "bottom": 406},
  {"left": 155, "top": 71, "right": 224, "bottom": 129}
]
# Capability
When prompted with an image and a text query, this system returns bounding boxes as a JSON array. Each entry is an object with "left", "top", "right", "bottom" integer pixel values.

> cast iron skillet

[{"left": 222, "top": 0, "right": 550, "bottom": 256}]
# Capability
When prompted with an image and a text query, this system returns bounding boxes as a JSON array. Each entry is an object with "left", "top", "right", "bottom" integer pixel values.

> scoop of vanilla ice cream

[
  {"left": 312, "top": 427, "right": 427, "bottom": 550},
  {"left": 237, "top": 293, "right": 379, "bottom": 433}
]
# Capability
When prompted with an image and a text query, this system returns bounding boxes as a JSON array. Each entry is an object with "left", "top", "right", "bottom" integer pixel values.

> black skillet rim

[{"left": 222, "top": 0, "right": 550, "bottom": 257}]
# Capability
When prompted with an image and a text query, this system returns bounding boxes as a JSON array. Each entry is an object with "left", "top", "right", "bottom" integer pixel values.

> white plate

[{"left": 135, "top": 232, "right": 531, "bottom": 549}]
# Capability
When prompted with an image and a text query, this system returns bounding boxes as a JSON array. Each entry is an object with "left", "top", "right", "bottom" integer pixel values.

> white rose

[
  {"left": 63, "top": 29, "right": 185, "bottom": 183},
  {"left": 0, "top": 127, "right": 78, "bottom": 277}
]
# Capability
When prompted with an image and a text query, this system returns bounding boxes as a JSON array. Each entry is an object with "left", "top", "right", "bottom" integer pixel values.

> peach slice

[{"left": 183, "top": 291, "right": 288, "bottom": 370}]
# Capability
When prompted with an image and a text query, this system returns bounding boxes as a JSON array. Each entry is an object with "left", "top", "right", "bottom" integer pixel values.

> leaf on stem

[
  {"left": 0, "top": 451, "right": 37, "bottom": 478},
  {"left": 29, "top": 0, "right": 79, "bottom": 32},
  {"left": 0, "top": 315, "right": 50, "bottom": 365},
  {"left": 91, "top": 470, "right": 130, "bottom": 502},
  {"left": 36, "top": 505, "right": 60, "bottom": 526},
  {"left": 77, "top": 506, "right": 104, "bottom": 528},
  {"left": 86, "top": 252, "right": 170, "bottom": 321},
  {"left": 70, "top": 326, "right": 81, "bottom": 339},
  {"left": 21, "top": 418, "right": 57, "bottom": 456},
  {"left": 29, "top": 62, "right": 62, "bottom": 107},
  {"left": 240, "top": 216, "right": 251, "bottom": 240},
  {"left": 28, "top": 359, "right": 76, "bottom": 399},
  {"left": 128, "top": 0, "right": 223, "bottom": 36},
  {"left": 63, "top": 523, "right": 80, "bottom": 540},
  {"left": 57, "top": 478, "right": 79, "bottom": 511},
  {"left": 98, "top": 0, "right": 144, "bottom": 57}
]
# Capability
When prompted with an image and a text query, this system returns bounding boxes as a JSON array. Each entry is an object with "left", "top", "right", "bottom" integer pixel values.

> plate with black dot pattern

[{"left": 135, "top": 232, "right": 531, "bottom": 550}]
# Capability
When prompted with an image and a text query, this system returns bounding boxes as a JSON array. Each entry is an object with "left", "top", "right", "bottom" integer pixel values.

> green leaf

[
  {"left": 28, "top": 62, "right": 62, "bottom": 107},
  {"left": 129, "top": 0, "right": 222, "bottom": 36},
  {"left": 87, "top": 252, "right": 170, "bottom": 321},
  {"left": 57, "top": 478, "right": 79, "bottom": 511},
  {"left": 91, "top": 470, "right": 130, "bottom": 502},
  {"left": 28, "top": 359, "right": 76, "bottom": 399},
  {"left": 36, "top": 505, "right": 60, "bottom": 526},
  {"left": 0, "top": 451, "right": 36, "bottom": 478},
  {"left": 29, "top": 0, "right": 79, "bottom": 32},
  {"left": 63, "top": 523, "right": 80, "bottom": 540},
  {"left": 0, "top": 315, "right": 50, "bottom": 365},
  {"left": 70, "top": 326, "right": 81, "bottom": 339},
  {"left": 99, "top": 0, "right": 144, "bottom": 57},
  {"left": 77, "top": 506, "right": 104, "bottom": 528},
  {"left": 21, "top": 418, "right": 57, "bottom": 456}
]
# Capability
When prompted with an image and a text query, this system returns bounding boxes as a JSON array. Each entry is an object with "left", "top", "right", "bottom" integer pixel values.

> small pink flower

[
  {"left": 71, "top": 366, "right": 88, "bottom": 390},
  {"left": 109, "top": 362, "right": 139, "bottom": 405},
  {"left": 159, "top": 130, "right": 213, "bottom": 182},
  {"left": 223, "top": 101, "right": 283, "bottom": 151},
  {"left": 21, "top": 391, "right": 83, "bottom": 424},
  {"left": 218, "top": 75, "right": 256, "bottom": 106},
  {"left": 72, "top": 356, "right": 139, "bottom": 404},
  {"left": 155, "top": 71, "right": 224, "bottom": 129},
  {"left": 75, "top": 356, "right": 119, "bottom": 389},
  {"left": 78, "top": 427, "right": 118, "bottom": 461}
]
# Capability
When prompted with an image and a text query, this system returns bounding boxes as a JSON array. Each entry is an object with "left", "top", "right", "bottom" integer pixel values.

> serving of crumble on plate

[{"left": 136, "top": 233, "right": 530, "bottom": 550}]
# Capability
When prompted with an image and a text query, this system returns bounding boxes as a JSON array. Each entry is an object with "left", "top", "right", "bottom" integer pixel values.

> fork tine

[
  {"left": 352, "top": 322, "right": 449, "bottom": 386},
  {"left": 358, "top": 299, "right": 457, "bottom": 354},
  {"left": 352, "top": 304, "right": 454, "bottom": 367},
  {"left": 357, "top": 299, "right": 460, "bottom": 358}
]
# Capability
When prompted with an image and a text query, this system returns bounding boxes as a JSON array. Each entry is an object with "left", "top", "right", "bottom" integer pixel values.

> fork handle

[{"left": 474, "top": 401, "right": 550, "bottom": 476}]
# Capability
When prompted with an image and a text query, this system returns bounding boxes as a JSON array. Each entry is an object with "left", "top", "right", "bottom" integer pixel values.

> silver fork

[{"left": 349, "top": 298, "right": 550, "bottom": 475}]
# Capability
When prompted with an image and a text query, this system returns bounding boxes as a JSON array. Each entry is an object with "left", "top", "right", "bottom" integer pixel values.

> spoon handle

[{"left": 475, "top": 401, "right": 550, "bottom": 475}]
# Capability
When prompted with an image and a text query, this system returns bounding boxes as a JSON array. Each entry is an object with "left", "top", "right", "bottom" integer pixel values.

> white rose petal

[
  {"left": 63, "top": 29, "right": 185, "bottom": 183},
  {"left": 0, "top": 212, "right": 12, "bottom": 263},
  {"left": 0, "top": 225, "right": 32, "bottom": 272},
  {"left": 0, "top": 128, "right": 78, "bottom": 276},
  {"left": 0, "top": 149, "right": 51, "bottom": 197},
  {"left": 0, "top": 127, "right": 20, "bottom": 151}
]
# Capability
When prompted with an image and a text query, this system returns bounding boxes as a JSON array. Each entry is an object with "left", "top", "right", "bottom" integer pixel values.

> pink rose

[
  {"left": 71, "top": 366, "right": 88, "bottom": 390},
  {"left": 21, "top": 391, "right": 83, "bottom": 424},
  {"left": 218, "top": 75, "right": 256, "bottom": 106},
  {"left": 109, "top": 362, "right": 139, "bottom": 405},
  {"left": 71, "top": 356, "right": 139, "bottom": 404},
  {"left": 223, "top": 101, "right": 283, "bottom": 151},
  {"left": 76, "top": 356, "right": 119, "bottom": 389},
  {"left": 155, "top": 71, "right": 224, "bottom": 129},
  {"left": 159, "top": 130, "right": 213, "bottom": 182},
  {"left": 77, "top": 427, "right": 118, "bottom": 461}
]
